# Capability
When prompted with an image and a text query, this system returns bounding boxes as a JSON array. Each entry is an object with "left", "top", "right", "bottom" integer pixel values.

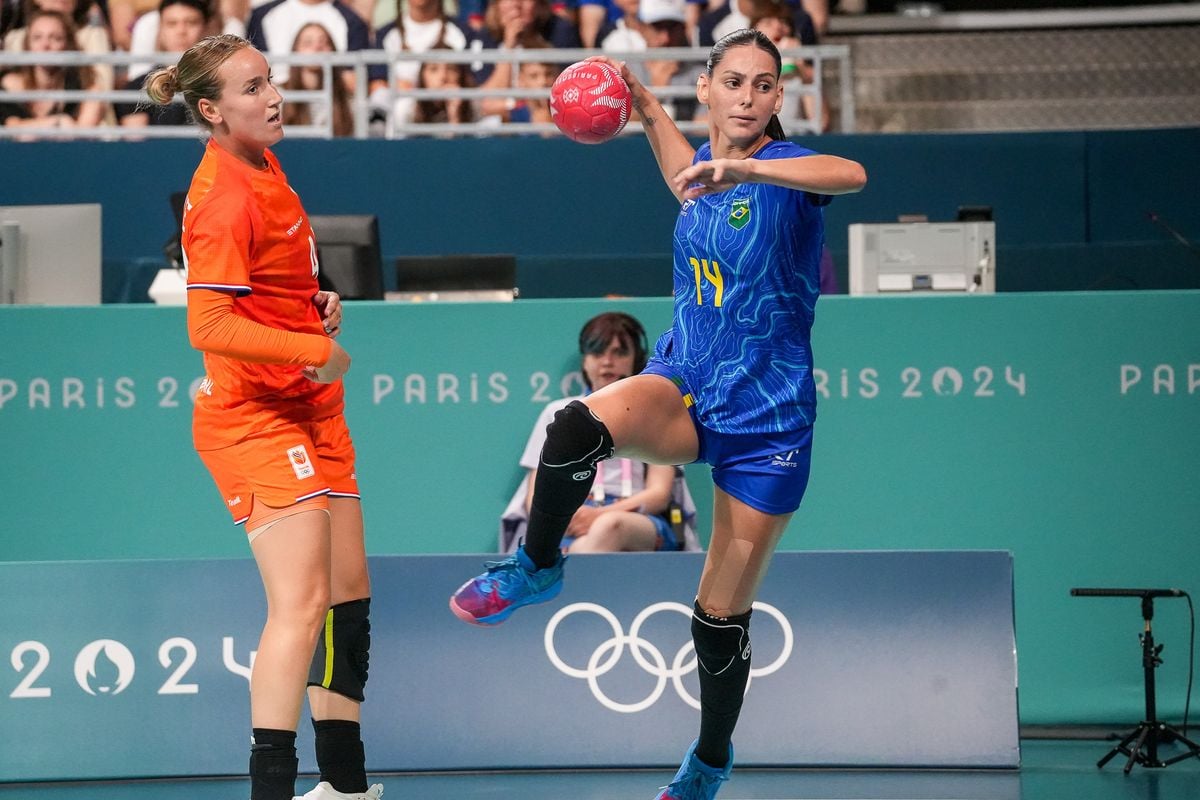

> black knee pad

[
  {"left": 308, "top": 598, "right": 371, "bottom": 702},
  {"left": 541, "top": 400, "right": 615, "bottom": 479},
  {"left": 692, "top": 603, "right": 753, "bottom": 675}
]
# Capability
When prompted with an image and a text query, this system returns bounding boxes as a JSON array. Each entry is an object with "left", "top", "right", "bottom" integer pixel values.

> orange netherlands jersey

[{"left": 183, "top": 139, "right": 343, "bottom": 450}]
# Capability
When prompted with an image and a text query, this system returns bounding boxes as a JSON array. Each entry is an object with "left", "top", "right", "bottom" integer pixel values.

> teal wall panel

[{"left": 1, "top": 292, "right": 1197, "bottom": 725}]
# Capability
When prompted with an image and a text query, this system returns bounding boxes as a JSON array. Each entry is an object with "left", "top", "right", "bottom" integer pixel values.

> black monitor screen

[{"left": 309, "top": 214, "right": 384, "bottom": 300}]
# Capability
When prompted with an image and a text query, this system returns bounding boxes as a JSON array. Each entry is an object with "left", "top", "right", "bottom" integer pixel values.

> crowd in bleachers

[{"left": 0, "top": 0, "right": 832, "bottom": 136}]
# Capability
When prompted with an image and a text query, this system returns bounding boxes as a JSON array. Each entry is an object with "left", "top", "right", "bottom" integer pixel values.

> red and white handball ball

[{"left": 549, "top": 61, "right": 632, "bottom": 145}]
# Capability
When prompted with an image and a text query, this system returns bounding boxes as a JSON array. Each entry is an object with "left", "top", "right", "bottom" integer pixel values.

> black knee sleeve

[
  {"left": 308, "top": 598, "right": 371, "bottom": 702},
  {"left": 537, "top": 400, "right": 615, "bottom": 517},
  {"left": 692, "top": 603, "right": 753, "bottom": 677}
]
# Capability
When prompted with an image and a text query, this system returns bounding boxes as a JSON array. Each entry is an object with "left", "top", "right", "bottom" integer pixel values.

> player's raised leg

[{"left": 449, "top": 374, "right": 697, "bottom": 625}]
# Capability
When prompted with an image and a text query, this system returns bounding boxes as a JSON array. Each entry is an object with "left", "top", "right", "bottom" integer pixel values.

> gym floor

[{"left": 1, "top": 738, "right": 1197, "bottom": 799}]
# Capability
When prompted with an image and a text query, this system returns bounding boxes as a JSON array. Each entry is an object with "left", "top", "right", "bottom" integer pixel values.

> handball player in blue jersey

[{"left": 451, "top": 28, "right": 866, "bottom": 800}]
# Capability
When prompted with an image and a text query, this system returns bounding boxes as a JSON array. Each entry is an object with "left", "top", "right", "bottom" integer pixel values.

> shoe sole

[{"left": 448, "top": 579, "right": 563, "bottom": 626}]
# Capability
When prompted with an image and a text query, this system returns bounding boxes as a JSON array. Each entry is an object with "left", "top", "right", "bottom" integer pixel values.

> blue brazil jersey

[{"left": 651, "top": 139, "right": 830, "bottom": 435}]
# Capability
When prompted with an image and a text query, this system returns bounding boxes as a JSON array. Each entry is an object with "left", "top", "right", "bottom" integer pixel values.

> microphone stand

[{"left": 1073, "top": 589, "right": 1200, "bottom": 773}]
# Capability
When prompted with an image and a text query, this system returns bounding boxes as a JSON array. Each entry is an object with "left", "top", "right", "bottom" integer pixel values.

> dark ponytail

[{"left": 765, "top": 114, "right": 786, "bottom": 141}]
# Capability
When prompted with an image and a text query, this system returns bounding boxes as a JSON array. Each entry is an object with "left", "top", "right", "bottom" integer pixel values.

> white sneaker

[{"left": 295, "top": 781, "right": 383, "bottom": 800}]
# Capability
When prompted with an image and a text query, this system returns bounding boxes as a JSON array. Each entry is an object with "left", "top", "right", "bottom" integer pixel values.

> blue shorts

[{"left": 643, "top": 361, "right": 814, "bottom": 516}]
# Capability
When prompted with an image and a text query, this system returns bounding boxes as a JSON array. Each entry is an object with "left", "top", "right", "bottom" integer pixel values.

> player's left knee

[
  {"left": 308, "top": 598, "right": 371, "bottom": 702},
  {"left": 692, "top": 601, "right": 752, "bottom": 673}
]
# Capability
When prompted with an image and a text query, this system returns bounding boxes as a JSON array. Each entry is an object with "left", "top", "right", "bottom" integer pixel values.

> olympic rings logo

[{"left": 543, "top": 601, "right": 793, "bottom": 714}]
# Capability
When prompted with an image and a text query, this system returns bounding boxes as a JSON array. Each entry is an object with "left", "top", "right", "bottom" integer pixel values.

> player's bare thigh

[
  {"left": 582, "top": 374, "right": 699, "bottom": 465},
  {"left": 328, "top": 496, "right": 370, "bottom": 604}
]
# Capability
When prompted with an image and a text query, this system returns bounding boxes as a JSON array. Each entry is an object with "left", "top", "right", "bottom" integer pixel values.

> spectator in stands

[
  {"left": 279, "top": 21, "right": 353, "bottom": 135},
  {"left": 126, "top": 0, "right": 241, "bottom": 83},
  {"left": 577, "top": 0, "right": 619, "bottom": 48},
  {"left": 596, "top": 0, "right": 640, "bottom": 50},
  {"left": 367, "top": 0, "right": 466, "bottom": 130},
  {"left": 3, "top": 0, "right": 113, "bottom": 92},
  {"left": 109, "top": 0, "right": 250, "bottom": 52},
  {"left": 116, "top": 0, "right": 210, "bottom": 126},
  {"left": 247, "top": 0, "right": 370, "bottom": 87},
  {"left": 751, "top": 0, "right": 828, "bottom": 131},
  {"left": 464, "top": 0, "right": 579, "bottom": 86},
  {"left": 588, "top": 0, "right": 702, "bottom": 49},
  {"left": 404, "top": 43, "right": 476, "bottom": 133},
  {"left": 0, "top": 9, "right": 107, "bottom": 132},
  {"left": 459, "top": 0, "right": 578, "bottom": 35},
  {"left": 624, "top": 0, "right": 700, "bottom": 122},
  {"left": 4, "top": 0, "right": 109, "bottom": 50},
  {"left": 500, "top": 52, "right": 555, "bottom": 129},
  {"left": 499, "top": 311, "right": 700, "bottom": 555},
  {"left": 698, "top": 0, "right": 814, "bottom": 47}
]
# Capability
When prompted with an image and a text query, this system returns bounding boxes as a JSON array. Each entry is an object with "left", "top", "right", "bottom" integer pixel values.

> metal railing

[{"left": 0, "top": 44, "right": 853, "bottom": 140}]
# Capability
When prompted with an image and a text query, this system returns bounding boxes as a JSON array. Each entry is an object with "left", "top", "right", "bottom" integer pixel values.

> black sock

[
  {"left": 250, "top": 728, "right": 297, "bottom": 800},
  {"left": 692, "top": 603, "right": 753, "bottom": 770},
  {"left": 523, "top": 505, "right": 575, "bottom": 568},
  {"left": 313, "top": 719, "right": 367, "bottom": 794}
]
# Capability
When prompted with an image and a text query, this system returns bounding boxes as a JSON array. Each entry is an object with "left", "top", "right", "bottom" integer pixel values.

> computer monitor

[
  {"left": 848, "top": 221, "right": 996, "bottom": 295},
  {"left": 0, "top": 204, "right": 102, "bottom": 305},
  {"left": 391, "top": 254, "right": 517, "bottom": 302},
  {"left": 308, "top": 214, "right": 384, "bottom": 300}
]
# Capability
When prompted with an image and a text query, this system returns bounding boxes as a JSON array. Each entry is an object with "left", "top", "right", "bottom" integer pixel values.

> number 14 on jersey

[{"left": 690, "top": 257, "right": 724, "bottom": 307}]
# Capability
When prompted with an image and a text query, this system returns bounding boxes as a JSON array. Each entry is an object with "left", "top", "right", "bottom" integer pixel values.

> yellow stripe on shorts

[{"left": 682, "top": 393, "right": 694, "bottom": 408}]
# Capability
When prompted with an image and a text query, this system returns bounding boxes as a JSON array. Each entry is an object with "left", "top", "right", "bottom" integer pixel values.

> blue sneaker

[
  {"left": 654, "top": 740, "right": 732, "bottom": 800},
  {"left": 449, "top": 546, "right": 565, "bottom": 625}
]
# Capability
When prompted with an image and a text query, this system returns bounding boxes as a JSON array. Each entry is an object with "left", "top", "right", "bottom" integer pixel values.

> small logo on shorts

[
  {"left": 288, "top": 445, "right": 315, "bottom": 479},
  {"left": 770, "top": 449, "right": 800, "bottom": 469},
  {"left": 227, "top": 495, "right": 242, "bottom": 507}
]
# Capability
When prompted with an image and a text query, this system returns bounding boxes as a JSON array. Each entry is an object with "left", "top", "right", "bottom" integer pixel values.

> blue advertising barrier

[{"left": 0, "top": 550, "right": 1017, "bottom": 781}]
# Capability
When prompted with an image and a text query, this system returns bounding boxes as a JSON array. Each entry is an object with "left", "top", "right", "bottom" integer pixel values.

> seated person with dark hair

[
  {"left": 116, "top": 0, "right": 210, "bottom": 127},
  {"left": 500, "top": 312, "right": 700, "bottom": 555},
  {"left": 0, "top": 9, "right": 108, "bottom": 133}
]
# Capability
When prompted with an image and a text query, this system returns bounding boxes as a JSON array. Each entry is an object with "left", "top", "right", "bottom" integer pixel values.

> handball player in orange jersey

[{"left": 146, "top": 35, "right": 381, "bottom": 800}]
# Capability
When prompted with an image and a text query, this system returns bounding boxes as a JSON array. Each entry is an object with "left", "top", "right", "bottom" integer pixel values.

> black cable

[
  {"left": 1183, "top": 591, "right": 1195, "bottom": 737},
  {"left": 1146, "top": 212, "right": 1200, "bottom": 264}
]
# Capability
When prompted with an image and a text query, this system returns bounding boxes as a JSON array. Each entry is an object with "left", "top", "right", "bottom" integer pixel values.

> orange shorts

[{"left": 197, "top": 414, "right": 359, "bottom": 529}]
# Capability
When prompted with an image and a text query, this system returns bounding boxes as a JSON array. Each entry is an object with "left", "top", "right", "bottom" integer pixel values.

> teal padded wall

[{"left": 1, "top": 292, "right": 1197, "bottom": 726}]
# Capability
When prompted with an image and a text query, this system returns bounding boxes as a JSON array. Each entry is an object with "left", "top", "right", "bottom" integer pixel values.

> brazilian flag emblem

[{"left": 728, "top": 198, "right": 751, "bottom": 230}]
